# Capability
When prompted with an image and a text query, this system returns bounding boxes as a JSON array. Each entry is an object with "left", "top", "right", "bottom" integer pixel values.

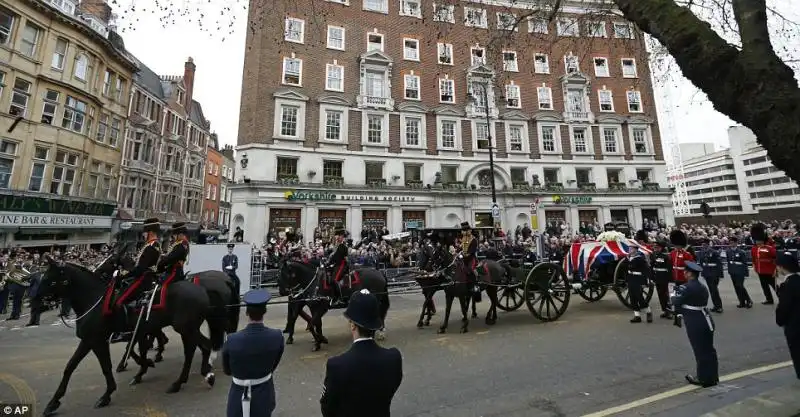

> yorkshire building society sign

[
  {"left": 0, "top": 212, "right": 113, "bottom": 228},
  {"left": 552, "top": 195, "right": 592, "bottom": 205},
  {"left": 284, "top": 190, "right": 417, "bottom": 202}
]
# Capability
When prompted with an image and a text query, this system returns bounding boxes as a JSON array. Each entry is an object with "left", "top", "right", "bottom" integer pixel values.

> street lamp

[{"left": 468, "top": 82, "right": 499, "bottom": 227}]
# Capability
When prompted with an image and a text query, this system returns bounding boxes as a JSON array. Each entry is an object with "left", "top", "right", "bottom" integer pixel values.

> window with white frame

[
  {"left": 470, "top": 47, "right": 485, "bottom": 66},
  {"left": 593, "top": 57, "right": 609, "bottom": 77},
  {"left": 537, "top": 86, "right": 552, "bottom": 110},
  {"left": 507, "top": 124, "right": 524, "bottom": 152},
  {"left": 404, "top": 116, "right": 421, "bottom": 146},
  {"left": 433, "top": 3, "right": 454, "bottom": 23},
  {"left": 0, "top": 140, "right": 16, "bottom": 156},
  {"left": 367, "top": 32, "right": 384, "bottom": 51},
  {"left": 475, "top": 122, "right": 490, "bottom": 150},
  {"left": 366, "top": 114, "right": 383, "bottom": 144},
  {"left": 613, "top": 22, "right": 634, "bottom": 39},
  {"left": 404, "top": 164, "right": 422, "bottom": 182},
  {"left": 602, "top": 127, "right": 619, "bottom": 153},
  {"left": 403, "top": 38, "right": 419, "bottom": 60},
  {"left": 327, "top": 26, "right": 345, "bottom": 50},
  {"left": 621, "top": 58, "right": 638, "bottom": 78},
  {"left": 464, "top": 7, "right": 487, "bottom": 28},
  {"left": 326, "top": 63, "right": 344, "bottom": 91},
  {"left": 627, "top": 90, "right": 642, "bottom": 112},
  {"left": 564, "top": 54, "right": 579, "bottom": 74},
  {"left": 441, "top": 165, "right": 458, "bottom": 183},
  {"left": 505, "top": 84, "right": 520, "bottom": 108},
  {"left": 61, "top": 96, "right": 87, "bottom": 133},
  {"left": 586, "top": 21, "right": 606, "bottom": 37},
  {"left": 572, "top": 127, "right": 588, "bottom": 153},
  {"left": 323, "top": 160, "right": 343, "bottom": 179},
  {"left": 364, "top": 161, "right": 384, "bottom": 181},
  {"left": 437, "top": 120, "right": 457, "bottom": 150},
  {"left": 109, "top": 118, "right": 121, "bottom": 146},
  {"left": 404, "top": 74, "right": 420, "bottom": 100},
  {"left": 52, "top": 38, "right": 67, "bottom": 70},
  {"left": 364, "top": 0, "right": 388, "bottom": 13},
  {"left": 280, "top": 105, "right": 299, "bottom": 137},
  {"left": 29, "top": 146, "right": 48, "bottom": 192},
  {"left": 9, "top": 78, "right": 31, "bottom": 117},
  {"left": 598, "top": 89, "right": 614, "bottom": 112},
  {"left": 400, "top": 0, "right": 421, "bottom": 17},
  {"left": 502, "top": 51, "right": 518, "bottom": 72},
  {"left": 74, "top": 54, "right": 88, "bottom": 80},
  {"left": 632, "top": 128, "right": 649, "bottom": 153},
  {"left": 20, "top": 22, "right": 40, "bottom": 57},
  {"left": 364, "top": 70, "right": 385, "bottom": 97},
  {"left": 0, "top": 156, "right": 11, "bottom": 189},
  {"left": 529, "top": 17, "right": 548, "bottom": 34},
  {"left": 0, "top": 9, "right": 13, "bottom": 45},
  {"left": 437, "top": 43, "right": 453, "bottom": 65},
  {"left": 534, "top": 53, "right": 549, "bottom": 74},
  {"left": 557, "top": 18, "right": 578, "bottom": 36},
  {"left": 41, "top": 90, "right": 60, "bottom": 124},
  {"left": 0, "top": 71, "right": 4, "bottom": 99},
  {"left": 497, "top": 12, "right": 518, "bottom": 31},
  {"left": 439, "top": 78, "right": 454, "bottom": 103},
  {"left": 282, "top": 57, "right": 302, "bottom": 85},
  {"left": 51, "top": 151, "right": 78, "bottom": 195},
  {"left": 325, "top": 110, "right": 343, "bottom": 141},
  {"left": 284, "top": 17, "right": 305, "bottom": 43},
  {"left": 540, "top": 125, "right": 557, "bottom": 152}
]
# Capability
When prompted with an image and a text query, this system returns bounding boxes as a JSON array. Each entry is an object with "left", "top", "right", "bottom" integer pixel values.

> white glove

[
  {"left": 113, "top": 270, "right": 119, "bottom": 278},
  {"left": 225, "top": 266, "right": 233, "bottom": 270}
]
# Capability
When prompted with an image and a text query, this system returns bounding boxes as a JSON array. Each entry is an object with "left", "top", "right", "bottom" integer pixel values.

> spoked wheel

[
  {"left": 612, "top": 258, "right": 655, "bottom": 310},
  {"left": 576, "top": 281, "right": 608, "bottom": 302},
  {"left": 524, "top": 262, "right": 570, "bottom": 322},
  {"left": 496, "top": 283, "right": 525, "bottom": 312}
]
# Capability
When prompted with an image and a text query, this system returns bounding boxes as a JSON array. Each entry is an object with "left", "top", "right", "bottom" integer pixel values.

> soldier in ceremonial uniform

[
  {"left": 699, "top": 239, "right": 724, "bottom": 313},
  {"left": 327, "top": 229, "right": 350, "bottom": 308},
  {"left": 751, "top": 223, "right": 778, "bottom": 305},
  {"left": 111, "top": 217, "right": 162, "bottom": 343},
  {"left": 320, "top": 289, "right": 403, "bottom": 417},
  {"left": 775, "top": 250, "right": 800, "bottom": 379},
  {"left": 223, "top": 243, "right": 241, "bottom": 296},
  {"left": 669, "top": 230, "right": 695, "bottom": 287},
  {"left": 627, "top": 240, "right": 653, "bottom": 323},
  {"left": 459, "top": 222, "right": 478, "bottom": 280},
  {"left": 651, "top": 239, "right": 673, "bottom": 319},
  {"left": 3, "top": 252, "right": 30, "bottom": 321},
  {"left": 153, "top": 222, "right": 190, "bottom": 309},
  {"left": 726, "top": 237, "right": 752, "bottom": 309},
  {"left": 672, "top": 261, "right": 719, "bottom": 388},
  {"left": 223, "top": 289, "right": 284, "bottom": 417}
]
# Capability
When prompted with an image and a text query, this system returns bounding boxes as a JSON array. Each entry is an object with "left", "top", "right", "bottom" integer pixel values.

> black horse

[
  {"left": 435, "top": 256, "right": 506, "bottom": 334},
  {"left": 277, "top": 260, "right": 390, "bottom": 351},
  {"left": 34, "top": 257, "right": 223, "bottom": 416},
  {"left": 413, "top": 245, "right": 481, "bottom": 329}
]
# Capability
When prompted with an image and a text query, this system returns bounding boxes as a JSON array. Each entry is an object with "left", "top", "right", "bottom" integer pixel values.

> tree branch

[{"left": 731, "top": 0, "right": 774, "bottom": 55}]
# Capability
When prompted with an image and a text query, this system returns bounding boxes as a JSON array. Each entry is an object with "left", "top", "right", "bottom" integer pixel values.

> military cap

[
  {"left": 334, "top": 228, "right": 347, "bottom": 236},
  {"left": 460, "top": 222, "right": 471, "bottom": 231},
  {"left": 143, "top": 217, "right": 161, "bottom": 233},
  {"left": 684, "top": 261, "right": 703, "bottom": 274},
  {"left": 171, "top": 222, "right": 188, "bottom": 234},
  {"left": 227, "top": 243, "right": 235, "bottom": 249},
  {"left": 243, "top": 289, "right": 271, "bottom": 307}
]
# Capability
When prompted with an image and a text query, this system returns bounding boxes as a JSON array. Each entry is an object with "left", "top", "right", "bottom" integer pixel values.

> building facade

[
  {"left": 219, "top": 144, "right": 235, "bottom": 230},
  {"left": 203, "top": 134, "right": 222, "bottom": 226},
  {"left": 118, "top": 57, "right": 210, "bottom": 225},
  {"left": 681, "top": 126, "right": 800, "bottom": 217},
  {"left": 0, "top": 0, "right": 136, "bottom": 247},
  {"left": 231, "top": 0, "right": 673, "bottom": 244}
]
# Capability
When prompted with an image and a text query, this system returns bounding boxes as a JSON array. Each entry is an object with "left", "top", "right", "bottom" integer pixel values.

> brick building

[
  {"left": 219, "top": 144, "right": 235, "bottom": 231},
  {"left": 203, "top": 133, "right": 222, "bottom": 226},
  {"left": 231, "top": 0, "right": 674, "bottom": 243}
]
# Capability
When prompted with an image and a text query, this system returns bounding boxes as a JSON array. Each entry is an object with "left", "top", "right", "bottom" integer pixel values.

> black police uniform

[
  {"left": 223, "top": 289, "right": 284, "bottom": 417},
  {"left": 671, "top": 261, "right": 719, "bottom": 387},
  {"left": 699, "top": 243, "right": 724, "bottom": 312},
  {"left": 223, "top": 243, "right": 241, "bottom": 296},
  {"left": 321, "top": 290, "right": 403, "bottom": 417},
  {"left": 651, "top": 242, "right": 673, "bottom": 318},
  {"left": 726, "top": 243, "right": 752, "bottom": 308},
  {"left": 775, "top": 251, "right": 800, "bottom": 379},
  {"left": 627, "top": 248, "right": 652, "bottom": 323}
]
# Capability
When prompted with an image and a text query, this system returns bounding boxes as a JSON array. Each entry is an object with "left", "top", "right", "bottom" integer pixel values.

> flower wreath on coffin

[{"left": 596, "top": 231, "right": 626, "bottom": 243}]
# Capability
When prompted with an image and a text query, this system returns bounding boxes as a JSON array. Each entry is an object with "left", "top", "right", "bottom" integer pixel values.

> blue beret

[
  {"left": 776, "top": 251, "right": 798, "bottom": 269},
  {"left": 243, "top": 289, "right": 271, "bottom": 306},
  {"left": 684, "top": 261, "right": 703, "bottom": 273}
]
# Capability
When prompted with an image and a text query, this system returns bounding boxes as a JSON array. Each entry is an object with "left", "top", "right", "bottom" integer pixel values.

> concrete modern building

[
  {"left": 680, "top": 126, "right": 800, "bottom": 217},
  {"left": 203, "top": 133, "right": 222, "bottom": 226},
  {"left": 219, "top": 144, "right": 234, "bottom": 231},
  {"left": 0, "top": 0, "right": 137, "bottom": 247},
  {"left": 231, "top": 0, "right": 673, "bottom": 243}
]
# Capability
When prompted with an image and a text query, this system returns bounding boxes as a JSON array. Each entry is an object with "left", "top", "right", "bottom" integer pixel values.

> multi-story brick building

[
  {"left": 118, "top": 57, "right": 209, "bottom": 226},
  {"left": 0, "top": 0, "right": 135, "bottom": 247},
  {"left": 231, "top": 0, "right": 674, "bottom": 243},
  {"left": 219, "top": 144, "right": 235, "bottom": 231},
  {"left": 203, "top": 133, "right": 222, "bottom": 226}
]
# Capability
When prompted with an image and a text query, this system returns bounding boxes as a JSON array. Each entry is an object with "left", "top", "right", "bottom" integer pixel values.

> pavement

[{"left": 0, "top": 276, "right": 797, "bottom": 417}]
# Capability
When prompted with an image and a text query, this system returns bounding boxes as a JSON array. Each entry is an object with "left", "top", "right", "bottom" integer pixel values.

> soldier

[
  {"left": 635, "top": 230, "right": 652, "bottom": 251},
  {"left": 459, "top": 222, "right": 480, "bottom": 301},
  {"left": 726, "top": 237, "right": 753, "bottom": 309},
  {"left": 751, "top": 223, "right": 777, "bottom": 305},
  {"left": 326, "top": 229, "right": 350, "bottom": 308},
  {"left": 153, "top": 222, "right": 191, "bottom": 308},
  {"left": 669, "top": 230, "right": 695, "bottom": 286},
  {"left": 223, "top": 289, "right": 284, "bottom": 417},
  {"left": 320, "top": 289, "right": 403, "bottom": 417},
  {"left": 627, "top": 241, "right": 653, "bottom": 323},
  {"left": 699, "top": 239, "right": 724, "bottom": 313},
  {"left": 3, "top": 252, "right": 30, "bottom": 321},
  {"left": 651, "top": 239, "right": 673, "bottom": 319},
  {"left": 775, "top": 250, "right": 800, "bottom": 380},
  {"left": 223, "top": 243, "right": 241, "bottom": 296},
  {"left": 110, "top": 217, "right": 161, "bottom": 344},
  {"left": 672, "top": 261, "right": 719, "bottom": 388}
]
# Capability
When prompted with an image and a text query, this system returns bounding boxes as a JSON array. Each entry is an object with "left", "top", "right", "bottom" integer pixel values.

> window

[
  {"left": 537, "top": 86, "right": 552, "bottom": 110},
  {"left": 572, "top": 128, "right": 588, "bottom": 153},
  {"left": 96, "top": 114, "right": 108, "bottom": 142},
  {"left": 598, "top": 89, "right": 614, "bottom": 112},
  {"left": 0, "top": 157, "right": 11, "bottom": 188},
  {"left": 497, "top": 12, "right": 518, "bottom": 31},
  {"left": 613, "top": 22, "right": 634, "bottom": 39},
  {"left": 533, "top": 53, "right": 549, "bottom": 74},
  {"left": 323, "top": 160, "right": 343, "bottom": 179},
  {"left": 508, "top": 124, "right": 524, "bottom": 152},
  {"left": 364, "top": 70, "right": 385, "bottom": 97},
  {"left": 403, "top": 38, "right": 419, "bottom": 61},
  {"left": 282, "top": 57, "right": 302, "bottom": 85},
  {"left": 327, "top": 26, "right": 345, "bottom": 50},
  {"left": 636, "top": 169, "right": 652, "bottom": 182},
  {"left": 276, "top": 157, "right": 298, "bottom": 176},
  {"left": 632, "top": 128, "right": 649, "bottom": 153},
  {"left": 50, "top": 165, "right": 76, "bottom": 195},
  {"left": 400, "top": 0, "right": 421, "bottom": 17},
  {"left": 367, "top": 32, "right": 384, "bottom": 51},
  {"left": 116, "top": 77, "right": 126, "bottom": 101},
  {"left": 326, "top": 63, "right": 344, "bottom": 91},
  {"left": 566, "top": 88, "right": 586, "bottom": 113},
  {"left": 511, "top": 168, "right": 526, "bottom": 183},
  {"left": 528, "top": 17, "right": 548, "bottom": 34},
  {"left": 505, "top": 84, "right": 520, "bottom": 108},
  {"left": 627, "top": 90, "right": 642, "bottom": 112},
  {"left": 464, "top": 7, "right": 487, "bottom": 28},
  {"left": 0, "top": 9, "right": 12, "bottom": 45},
  {"left": 437, "top": 43, "right": 453, "bottom": 65},
  {"left": 440, "top": 120, "right": 457, "bottom": 149},
  {"left": 0, "top": 140, "right": 16, "bottom": 155},
  {"left": 475, "top": 122, "right": 490, "bottom": 150},
  {"left": 20, "top": 22, "right": 40, "bottom": 57},
  {"left": 284, "top": 17, "right": 304, "bottom": 43},
  {"left": 502, "top": 51, "right": 518, "bottom": 72},
  {"left": 404, "top": 164, "right": 421, "bottom": 181},
  {"left": 594, "top": 57, "right": 609, "bottom": 77},
  {"left": 557, "top": 18, "right": 578, "bottom": 36},
  {"left": 602, "top": 128, "right": 618, "bottom": 153},
  {"left": 541, "top": 126, "right": 556, "bottom": 152},
  {"left": 565, "top": 54, "right": 579, "bottom": 73},
  {"left": 433, "top": 3, "right": 454, "bottom": 23},
  {"left": 364, "top": 0, "right": 388, "bottom": 13},
  {"left": 109, "top": 118, "right": 120, "bottom": 146},
  {"left": 470, "top": 47, "right": 485, "bottom": 66},
  {"left": 441, "top": 165, "right": 458, "bottom": 183},
  {"left": 366, "top": 114, "right": 383, "bottom": 144},
  {"left": 404, "top": 74, "right": 420, "bottom": 100},
  {"left": 61, "top": 96, "right": 87, "bottom": 133},
  {"left": 33, "top": 145, "right": 48, "bottom": 159},
  {"left": 9, "top": 78, "right": 31, "bottom": 117},
  {"left": 41, "top": 90, "right": 60, "bottom": 124},
  {"left": 439, "top": 78, "right": 454, "bottom": 103},
  {"left": 543, "top": 168, "right": 559, "bottom": 184},
  {"left": 365, "top": 161, "right": 383, "bottom": 181},
  {"left": 103, "top": 70, "right": 112, "bottom": 96},
  {"left": 52, "top": 38, "right": 67, "bottom": 70},
  {"left": 29, "top": 146, "right": 48, "bottom": 192},
  {"left": 74, "top": 54, "right": 88, "bottom": 80},
  {"left": 586, "top": 21, "right": 606, "bottom": 37},
  {"left": 404, "top": 116, "right": 421, "bottom": 146},
  {"left": 621, "top": 58, "right": 638, "bottom": 78},
  {"left": 280, "top": 105, "right": 299, "bottom": 137},
  {"left": 324, "top": 110, "right": 342, "bottom": 141}
]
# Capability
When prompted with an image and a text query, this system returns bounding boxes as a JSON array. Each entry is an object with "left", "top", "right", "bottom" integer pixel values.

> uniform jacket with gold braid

[
  {"left": 460, "top": 235, "right": 478, "bottom": 266},
  {"left": 125, "top": 238, "right": 161, "bottom": 282},
  {"left": 157, "top": 237, "right": 190, "bottom": 282}
]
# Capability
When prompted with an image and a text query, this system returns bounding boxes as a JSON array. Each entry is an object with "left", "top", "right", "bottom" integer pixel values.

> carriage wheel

[
  {"left": 612, "top": 259, "right": 655, "bottom": 310},
  {"left": 524, "top": 262, "right": 570, "bottom": 322},
  {"left": 496, "top": 283, "right": 525, "bottom": 312},
  {"left": 576, "top": 281, "right": 608, "bottom": 302}
]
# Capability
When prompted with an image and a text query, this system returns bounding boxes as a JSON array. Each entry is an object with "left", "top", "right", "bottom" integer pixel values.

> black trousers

[
  {"left": 627, "top": 279, "right": 648, "bottom": 311},
  {"left": 730, "top": 275, "right": 752, "bottom": 305},
  {"left": 757, "top": 273, "right": 776, "bottom": 302},
  {"left": 787, "top": 329, "right": 800, "bottom": 380},
  {"left": 705, "top": 276, "right": 723, "bottom": 310},
  {"left": 654, "top": 279, "right": 671, "bottom": 312}
]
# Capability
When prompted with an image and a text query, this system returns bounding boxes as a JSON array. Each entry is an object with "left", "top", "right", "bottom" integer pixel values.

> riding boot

[{"left": 110, "top": 306, "right": 133, "bottom": 344}]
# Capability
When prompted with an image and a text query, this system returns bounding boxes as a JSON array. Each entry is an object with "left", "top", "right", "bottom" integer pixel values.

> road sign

[{"left": 491, "top": 204, "right": 500, "bottom": 219}]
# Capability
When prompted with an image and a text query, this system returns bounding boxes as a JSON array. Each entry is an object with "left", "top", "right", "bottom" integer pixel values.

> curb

[{"left": 701, "top": 383, "right": 800, "bottom": 417}]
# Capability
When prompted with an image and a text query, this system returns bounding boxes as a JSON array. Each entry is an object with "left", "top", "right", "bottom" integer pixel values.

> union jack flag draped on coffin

[{"left": 565, "top": 239, "right": 653, "bottom": 281}]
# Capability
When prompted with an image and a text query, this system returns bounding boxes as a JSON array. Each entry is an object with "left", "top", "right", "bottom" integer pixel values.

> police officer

[
  {"left": 327, "top": 229, "right": 350, "bottom": 308},
  {"left": 627, "top": 241, "right": 652, "bottom": 323},
  {"left": 671, "top": 261, "right": 719, "bottom": 388},
  {"left": 223, "top": 243, "right": 241, "bottom": 296},
  {"left": 775, "top": 250, "right": 800, "bottom": 379},
  {"left": 726, "top": 237, "right": 752, "bottom": 309},
  {"left": 223, "top": 289, "right": 284, "bottom": 417},
  {"left": 320, "top": 289, "right": 403, "bottom": 417},
  {"left": 699, "top": 239, "right": 724, "bottom": 313},
  {"left": 650, "top": 239, "right": 673, "bottom": 319}
]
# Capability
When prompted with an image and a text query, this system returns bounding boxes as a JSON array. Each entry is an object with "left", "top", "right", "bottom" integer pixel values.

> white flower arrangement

[{"left": 596, "top": 231, "right": 626, "bottom": 242}]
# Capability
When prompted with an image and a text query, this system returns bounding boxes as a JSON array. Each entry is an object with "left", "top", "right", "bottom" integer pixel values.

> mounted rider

[
  {"left": 110, "top": 217, "right": 162, "bottom": 344},
  {"left": 459, "top": 222, "right": 478, "bottom": 283},
  {"left": 152, "top": 222, "right": 191, "bottom": 309},
  {"left": 326, "top": 228, "right": 350, "bottom": 307}
]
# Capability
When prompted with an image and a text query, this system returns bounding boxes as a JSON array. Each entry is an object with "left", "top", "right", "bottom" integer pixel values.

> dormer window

[
  {"left": 177, "top": 89, "right": 185, "bottom": 105},
  {"left": 367, "top": 31, "right": 384, "bottom": 52}
]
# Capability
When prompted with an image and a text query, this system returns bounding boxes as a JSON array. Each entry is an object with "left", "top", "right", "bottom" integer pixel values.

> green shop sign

[
  {"left": 0, "top": 194, "right": 116, "bottom": 216},
  {"left": 552, "top": 195, "right": 593, "bottom": 205},
  {"left": 285, "top": 191, "right": 337, "bottom": 201}
]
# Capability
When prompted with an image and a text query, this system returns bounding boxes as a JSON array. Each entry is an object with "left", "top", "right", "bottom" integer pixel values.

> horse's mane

[
  {"left": 64, "top": 262, "right": 96, "bottom": 275},
  {"left": 287, "top": 260, "right": 316, "bottom": 274}
]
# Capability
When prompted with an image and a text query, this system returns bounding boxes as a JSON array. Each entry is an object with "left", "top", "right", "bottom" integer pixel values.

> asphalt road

[{"left": 0, "top": 277, "right": 791, "bottom": 417}]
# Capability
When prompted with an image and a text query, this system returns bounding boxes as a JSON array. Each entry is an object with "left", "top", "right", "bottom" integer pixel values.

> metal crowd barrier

[{"left": 249, "top": 265, "right": 419, "bottom": 290}]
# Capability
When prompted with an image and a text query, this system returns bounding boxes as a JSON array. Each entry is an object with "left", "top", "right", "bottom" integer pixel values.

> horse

[
  {"left": 435, "top": 255, "right": 506, "bottom": 334},
  {"left": 33, "top": 257, "right": 221, "bottom": 416},
  {"left": 277, "top": 260, "right": 390, "bottom": 351},
  {"left": 412, "top": 245, "right": 480, "bottom": 329}
]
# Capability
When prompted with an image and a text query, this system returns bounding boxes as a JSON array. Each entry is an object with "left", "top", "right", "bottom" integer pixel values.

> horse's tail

[
  {"left": 200, "top": 279, "right": 230, "bottom": 352},
  {"left": 225, "top": 279, "right": 241, "bottom": 335}
]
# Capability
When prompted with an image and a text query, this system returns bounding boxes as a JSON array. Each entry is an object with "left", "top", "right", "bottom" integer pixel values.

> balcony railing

[
  {"left": 545, "top": 182, "right": 564, "bottom": 191},
  {"left": 578, "top": 182, "right": 596, "bottom": 192},
  {"left": 357, "top": 95, "right": 395, "bottom": 110},
  {"left": 277, "top": 173, "right": 299, "bottom": 185},
  {"left": 512, "top": 181, "right": 530, "bottom": 191},
  {"left": 564, "top": 111, "right": 593, "bottom": 122},
  {"left": 367, "top": 178, "right": 387, "bottom": 188},
  {"left": 405, "top": 180, "right": 423, "bottom": 189},
  {"left": 609, "top": 182, "right": 627, "bottom": 191},
  {"left": 642, "top": 182, "right": 660, "bottom": 191},
  {"left": 324, "top": 176, "right": 344, "bottom": 186},
  {"left": 444, "top": 182, "right": 467, "bottom": 190}
]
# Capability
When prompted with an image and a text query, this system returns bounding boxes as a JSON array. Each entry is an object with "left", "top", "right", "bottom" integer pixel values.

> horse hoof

[
  {"left": 43, "top": 400, "right": 61, "bottom": 416},
  {"left": 312, "top": 345, "right": 321, "bottom": 352},
  {"left": 319, "top": 337, "right": 329, "bottom": 344},
  {"left": 283, "top": 328, "right": 290, "bottom": 334},
  {"left": 485, "top": 319, "right": 496, "bottom": 326},
  {"left": 154, "top": 354, "right": 163, "bottom": 363},
  {"left": 286, "top": 337, "right": 293, "bottom": 345},
  {"left": 437, "top": 328, "right": 446, "bottom": 334},
  {"left": 425, "top": 320, "right": 431, "bottom": 326},
  {"left": 166, "top": 383, "right": 181, "bottom": 394},
  {"left": 94, "top": 396, "right": 111, "bottom": 408},
  {"left": 416, "top": 321, "right": 424, "bottom": 328},
  {"left": 116, "top": 364, "right": 127, "bottom": 373},
  {"left": 460, "top": 327, "right": 469, "bottom": 334},
  {"left": 129, "top": 376, "right": 142, "bottom": 386},
  {"left": 205, "top": 372, "right": 216, "bottom": 387},
  {"left": 471, "top": 313, "right": 478, "bottom": 319},
  {"left": 306, "top": 325, "right": 313, "bottom": 332}
]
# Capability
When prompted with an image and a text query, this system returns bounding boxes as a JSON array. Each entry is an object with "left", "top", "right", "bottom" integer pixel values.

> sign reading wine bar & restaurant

[{"left": 0, "top": 212, "right": 113, "bottom": 228}]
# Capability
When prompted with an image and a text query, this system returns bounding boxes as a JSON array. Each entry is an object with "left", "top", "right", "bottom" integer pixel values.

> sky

[{"left": 114, "top": 0, "right": 797, "bottom": 155}]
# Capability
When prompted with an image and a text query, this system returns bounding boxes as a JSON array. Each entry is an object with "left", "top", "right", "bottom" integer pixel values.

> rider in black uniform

[{"left": 327, "top": 229, "right": 350, "bottom": 307}]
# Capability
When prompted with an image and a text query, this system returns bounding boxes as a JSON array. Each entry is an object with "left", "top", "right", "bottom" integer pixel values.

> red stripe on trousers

[
  {"left": 116, "top": 277, "right": 143, "bottom": 307},
  {"left": 102, "top": 280, "right": 116, "bottom": 315},
  {"left": 153, "top": 270, "right": 177, "bottom": 309}
]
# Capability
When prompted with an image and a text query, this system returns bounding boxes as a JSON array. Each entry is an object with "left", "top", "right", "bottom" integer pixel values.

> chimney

[
  {"left": 78, "top": 0, "right": 113, "bottom": 24},
  {"left": 184, "top": 57, "right": 196, "bottom": 108}
]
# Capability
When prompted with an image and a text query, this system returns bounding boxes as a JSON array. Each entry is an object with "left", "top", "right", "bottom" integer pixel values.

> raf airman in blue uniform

[
  {"left": 223, "top": 289, "right": 284, "bottom": 417},
  {"left": 699, "top": 240, "right": 724, "bottom": 313},
  {"left": 726, "top": 237, "right": 752, "bottom": 308},
  {"left": 222, "top": 243, "right": 241, "bottom": 296},
  {"left": 775, "top": 250, "right": 800, "bottom": 380},
  {"left": 672, "top": 261, "right": 719, "bottom": 388}
]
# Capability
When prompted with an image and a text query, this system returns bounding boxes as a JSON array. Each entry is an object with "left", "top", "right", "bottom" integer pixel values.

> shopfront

[
  {"left": 269, "top": 208, "right": 301, "bottom": 234},
  {"left": 641, "top": 209, "right": 659, "bottom": 223},
  {"left": 610, "top": 209, "right": 630, "bottom": 223},
  {"left": 402, "top": 210, "right": 426, "bottom": 230},
  {"left": 319, "top": 209, "right": 347, "bottom": 228},
  {"left": 578, "top": 209, "right": 598, "bottom": 224},
  {"left": 362, "top": 210, "right": 387, "bottom": 229}
]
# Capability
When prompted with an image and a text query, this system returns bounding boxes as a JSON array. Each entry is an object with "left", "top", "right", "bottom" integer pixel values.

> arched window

[{"left": 74, "top": 54, "right": 88, "bottom": 80}]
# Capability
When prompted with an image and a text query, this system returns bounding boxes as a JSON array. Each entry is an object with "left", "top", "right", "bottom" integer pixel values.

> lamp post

[{"left": 468, "top": 83, "right": 499, "bottom": 228}]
